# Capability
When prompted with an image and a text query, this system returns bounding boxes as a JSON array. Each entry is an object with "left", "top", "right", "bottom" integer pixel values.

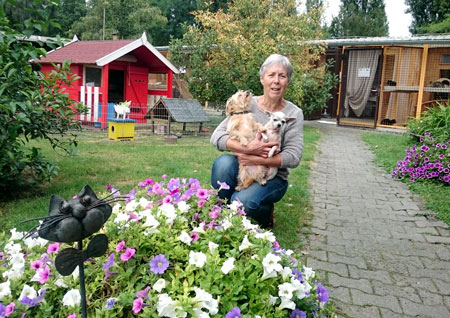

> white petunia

[
  {"left": 221, "top": 257, "right": 235, "bottom": 274},
  {"left": 157, "top": 293, "right": 187, "bottom": 318},
  {"left": 138, "top": 197, "right": 149, "bottom": 208},
  {"left": 153, "top": 278, "right": 166, "bottom": 292},
  {"left": 112, "top": 203, "right": 121, "bottom": 214},
  {"left": 142, "top": 213, "right": 160, "bottom": 228},
  {"left": 278, "top": 282, "right": 295, "bottom": 299},
  {"left": 72, "top": 266, "right": 79, "bottom": 281},
  {"left": 261, "top": 267, "right": 278, "bottom": 280},
  {"left": 221, "top": 218, "right": 233, "bottom": 230},
  {"left": 0, "top": 280, "right": 11, "bottom": 301},
  {"left": 255, "top": 231, "right": 276, "bottom": 243},
  {"left": 228, "top": 200, "right": 243, "bottom": 212},
  {"left": 9, "top": 228, "right": 24, "bottom": 241},
  {"left": 193, "top": 223, "right": 205, "bottom": 234},
  {"left": 193, "top": 287, "right": 218, "bottom": 315},
  {"left": 125, "top": 200, "right": 139, "bottom": 212},
  {"left": 303, "top": 266, "right": 315, "bottom": 279},
  {"left": 10, "top": 253, "right": 25, "bottom": 270},
  {"left": 114, "top": 212, "right": 130, "bottom": 224},
  {"left": 193, "top": 308, "right": 210, "bottom": 318},
  {"left": 35, "top": 237, "right": 48, "bottom": 247},
  {"left": 241, "top": 218, "right": 258, "bottom": 231},
  {"left": 4, "top": 242, "right": 22, "bottom": 255},
  {"left": 281, "top": 267, "right": 292, "bottom": 280},
  {"left": 238, "top": 235, "right": 253, "bottom": 251},
  {"left": 269, "top": 295, "right": 278, "bottom": 305},
  {"left": 62, "top": 289, "right": 81, "bottom": 307},
  {"left": 279, "top": 297, "right": 296, "bottom": 310},
  {"left": 55, "top": 277, "right": 68, "bottom": 288},
  {"left": 177, "top": 201, "right": 190, "bottom": 213},
  {"left": 19, "top": 284, "right": 37, "bottom": 301},
  {"left": 189, "top": 251, "right": 207, "bottom": 268},
  {"left": 158, "top": 203, "right": 177, "bottom": 223},
  {"left": 208, "top": 242, "right": 219, "bottom": 254},
  {"left": 178, "top": 231, "right": 192, "bottom": 246},
  {"left": 290, "top": 277, "right": 308, "bottom": 299},
  {"left": 262, "top": 253, "right": 282, "bottom": 273},
  {"left": 285, "top": 249, "right": 294, "bottom": 256},
  {"left": 2, "top": 267, "right": 24, "bottom": 280}
]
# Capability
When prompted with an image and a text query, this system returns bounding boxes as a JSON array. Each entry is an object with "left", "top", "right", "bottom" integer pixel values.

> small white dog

[
  {"left": 114, "top": 101, "right": 131, "bottom": 119},
  {"left": 236, "top": 110, "right": 293, "bottom": 190}
]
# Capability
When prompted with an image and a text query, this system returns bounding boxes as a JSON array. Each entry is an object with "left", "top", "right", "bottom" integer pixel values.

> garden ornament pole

[{"left": 21, "top": 185, "right": 117, "bottom": 318}]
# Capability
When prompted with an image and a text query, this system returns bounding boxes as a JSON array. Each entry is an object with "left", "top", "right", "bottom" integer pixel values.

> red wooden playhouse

[{"left": 37, "top": 33, "right": 179, "bottom": 128}]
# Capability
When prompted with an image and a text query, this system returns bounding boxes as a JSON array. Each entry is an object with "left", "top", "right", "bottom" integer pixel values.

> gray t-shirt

[{"left": 210, "top": 96, "right": 304, "bottom": 180}]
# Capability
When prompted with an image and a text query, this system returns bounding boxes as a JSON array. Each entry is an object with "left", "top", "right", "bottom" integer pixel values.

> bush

[
  {"left": 392, "top": 133, "right": 450, "bottom": 184},
  {"left": 0, "top": 177, "right": 333, "bottom": 318},
  {"left": 0, "top": 1, "right": 83, "bottom": 190},
  {"left": 406, "top": 102, "right": 450, "bottom": 142}
]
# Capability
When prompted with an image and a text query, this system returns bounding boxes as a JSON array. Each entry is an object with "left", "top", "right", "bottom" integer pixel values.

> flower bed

[
  {"left": 0, "top": 177, "right": 331, "bottom": 317},
  {"left": 392, "top": 132, "right": 450, "bottom": 184}
]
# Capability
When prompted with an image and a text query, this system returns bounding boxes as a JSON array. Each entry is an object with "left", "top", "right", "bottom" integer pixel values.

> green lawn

[
  {"left": 362, "top": 132, "right": 450, "bottom": 226},
  {"left": 0, "top": 126, "right": 320, "bottom": 251}
]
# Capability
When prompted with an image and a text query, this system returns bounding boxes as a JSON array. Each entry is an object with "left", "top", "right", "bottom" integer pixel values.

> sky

[{"left": 322, "top": 0, "right": 413, "bottom": 37}]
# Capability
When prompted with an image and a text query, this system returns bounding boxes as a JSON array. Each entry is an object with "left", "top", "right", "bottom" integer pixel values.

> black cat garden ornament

[{"left": 22, "top": 185, "right": 120, "bottom": 318}]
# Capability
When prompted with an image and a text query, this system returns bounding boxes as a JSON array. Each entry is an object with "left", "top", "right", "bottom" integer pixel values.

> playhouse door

[
  {"left": 338, "top": 48, "right": 383, "bottom": 128},
  {"left": 125, "top": 66, "right": 148, "bottom": 122}
]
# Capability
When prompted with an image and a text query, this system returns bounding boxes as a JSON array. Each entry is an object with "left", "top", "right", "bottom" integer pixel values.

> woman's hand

[{"left": 244, "top": 131, "right": 279, "bottom": 158}]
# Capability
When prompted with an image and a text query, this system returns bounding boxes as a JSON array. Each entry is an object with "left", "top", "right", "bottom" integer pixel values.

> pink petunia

[
  {"left": 47, "top": 242, "right": 60, "bottom": 254},
  {"left": 30, "top": 260, "right": 44, "bottom": 271},
  {"left": 120, "top": 248, "right": 136, "bottom": 262},
  {"left": 5, "top": 302, "right": 15, "bottom": 316},
  {"left": 66, "top": 314, "right": 76, "bottom": 318},
  {"left": 196, "top": 188, "right": 209, "bottom": 199},
  {"left": 190, "top": 232, "right": 200, "bottom": 242},
  {"left": 197, "top": 199, "right": 206, "bottom": 208},
  {"left": 132, "top": 297, "right": 144, "bottom": 314},
  {"left": 39, "top": 266, "right": 51, "bottom": 284},
  {"left": 162, "top": 195, "right": 172, "bottom": 204},
  {"left": 116, "top": 241, "right": 126, "bottom": 253}
]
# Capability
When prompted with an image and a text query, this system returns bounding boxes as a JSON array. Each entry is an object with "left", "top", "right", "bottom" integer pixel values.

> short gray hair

[{"left": 259, "top": 54, "right": 293, "bottom": 81}]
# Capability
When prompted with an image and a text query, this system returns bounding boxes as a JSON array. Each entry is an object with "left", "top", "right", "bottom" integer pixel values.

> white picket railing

[{"left": 79, "top": 86, "right": 100, "bottom": 122}]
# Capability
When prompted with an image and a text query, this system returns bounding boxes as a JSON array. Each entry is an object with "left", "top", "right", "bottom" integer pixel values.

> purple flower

[
  {"left": 38, "top": 266, "right": 50, "bottom": 284},
  {"left": 162, "top": 195, "right": 172, "bottom": 204},
  {"left": 0, "top": 304, "right": 5, "bottom": 317},
  {"left": 31, "top": 260, "right": 44, "bottom": 271},
  {"left": 168, "top": 178, "right": 180, "bottom": 191},
  {"left": 105, "top": 298, "right": 116, "bottom": 310},
  {"left": 217, "top": 180, "right": 230, "bottom": 190},
  {"left": 226, "top": 307, "right": 242, "bottom": 318},
  {"left": 290, "top": 309, "right": 306, "bottom": 318},
  {"left": 292, "top": 269, "right": 304, "bottom": 282},
  {"left": 190, "top": 232, "right": 200, "bottom": 242},
  {"left": 103, "top": 253, "right": 114, "bottom": 270},
  {"left": 161, "top": 174, "right": 168, "bottom": 180},
  {"left": 197, "top": 199, "right": 206, "bottom": 208},
  {"left": 21, "top": 289, "right": 46, "bottom": 307},
  {"left": 46, "top": 242, "right": 59, "bottom": 254},
  {"left": 316, "top": 283, "right": 329, "bottom": 303},
  {"left": 149, "top": 254, "right": 169, "bottom": 274},
  {"left": 66, "top": 314, "right": 76, "bottom": 318},
  {"left": 104, "top": 268, "right": 117, "bottom": 281},
  {"left": 145, "top": 178, "right": 154, "bottom": 185},
  {"left": 120, "top": 248, "right": 136, "bottom": 262},
  {"left": 136, "top": 286, "right": 150, "bottom": 301},
  {"left": 132, "top": 297, "right": 144, "bottom": 314}
]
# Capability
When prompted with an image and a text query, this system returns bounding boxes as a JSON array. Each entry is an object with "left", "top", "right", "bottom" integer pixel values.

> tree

[
  {"left": 70, "top": 0, "right": 167, "bottom": 41},
  {"left": 405, "top": 0, "right": 450, "bottom": 34},
  {"left": 54, "top": 0, "right": 87, "bottom": 37},
  {"left": 169, "top": 0, "right": 325, "bottom": 110},
  {"left": 329, "top": 0, "right": 389, "bottom": 37},
  {"left": 0, "top": 0, "right": 82, "bottom": 190}
]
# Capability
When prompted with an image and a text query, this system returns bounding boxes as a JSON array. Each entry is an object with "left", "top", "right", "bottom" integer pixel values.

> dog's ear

[
  {"left": 225, "top": 97, "right": 235, "bottom": 115},
  {"left": 264, "top": 110, "right": 272, "bottom": 117}
]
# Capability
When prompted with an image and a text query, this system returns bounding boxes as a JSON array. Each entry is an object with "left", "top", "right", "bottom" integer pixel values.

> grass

[
  {"left": 0, "top": 125, "right": 320, "bottom": 252},
  {"left": 362, "top": 132, "right": 450, "bottom": 226}
]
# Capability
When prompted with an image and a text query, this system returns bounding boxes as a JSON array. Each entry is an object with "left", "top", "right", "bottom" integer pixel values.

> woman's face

[{"left": 260, "top": 63, "right": 289, "bottom": 100}]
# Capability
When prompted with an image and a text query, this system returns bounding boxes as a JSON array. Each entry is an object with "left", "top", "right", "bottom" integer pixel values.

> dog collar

[{"left": 231, "top": 111, "right": 250, "bottom": 115}]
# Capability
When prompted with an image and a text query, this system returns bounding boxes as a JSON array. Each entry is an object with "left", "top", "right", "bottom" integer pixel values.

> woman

[{"left": 210, "top": 54, "right": 304, "bottom": 228}]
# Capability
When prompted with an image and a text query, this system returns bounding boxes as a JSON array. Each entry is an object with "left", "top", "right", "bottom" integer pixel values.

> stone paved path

[{"left": 304, "top": 121, "right": 450, "bottom": 318}]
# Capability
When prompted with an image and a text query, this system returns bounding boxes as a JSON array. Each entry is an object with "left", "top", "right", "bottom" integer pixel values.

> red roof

[{"left": 38, "top": 40, "right": 134, "bottom": 64}]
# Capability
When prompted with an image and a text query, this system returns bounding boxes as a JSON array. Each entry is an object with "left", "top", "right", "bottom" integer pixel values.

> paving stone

[
  {"left": 391, "top": 274, "right": 438, "bottom": 293},
  {"left": 328, "top": 252, "right": 367, "bottom": 269},
  {"left": 308, "top": 250, "right": 327, "bottom": 262},
  {"left": 399, "top": 297, "right": 450, "bottom": 318},
  {"left": 328, "top": 286, "right": 352, "bottom": 304},
  {"left": 435, "top": 245, "right": 450, "bottom": 261},
  {"left": 418, "top": 289, "right": 444, "bottom": 306},
  {"left": 348, "top": 265, "right": 392, "bottom": 284},
  {"left": 306, "top": 259, "right": 349, "bottom": 277},
  {"left": 334, "top": 301, "right": 381, "bottom": 318},
  {"left": 433, "top": 279, "right": 450, "bottom": 296},
  {"left": 424, "top": 235, "right": 450, "bottom": 244},
  {"left": 328, "top": 272, "right": 373, "bottom": 294},
  {"left": 372, "top": 280, "right": 421, "bottom": 303},
  {"left": 379, "top": 308, "right": 416, "bottom": 318},
  {"left": 351, "top": 289, "right": 402, "bottom": 313},
  {"left": 420, "top": 257, "right": 450, "bottom": 270}
]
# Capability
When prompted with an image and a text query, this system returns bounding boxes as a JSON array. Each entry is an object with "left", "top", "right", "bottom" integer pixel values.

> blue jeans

[{"left": 211, "top": 154, "right": 288, "bottom": 227}]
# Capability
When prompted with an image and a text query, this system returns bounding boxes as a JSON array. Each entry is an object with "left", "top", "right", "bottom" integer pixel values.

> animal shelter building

[
  {"left": 36, "top": 33, "right": 179, "bottom": 128},
  {"left": 321, "top": 34, "right": 450, "bottom": 129}
]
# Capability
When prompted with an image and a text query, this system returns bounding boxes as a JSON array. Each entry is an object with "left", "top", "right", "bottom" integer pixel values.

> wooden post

[
  {"left": 101, "top": 64, "right": 109, "bottom": 128},
  {"left": 376, "top": 46, "right": 387, "bottom": 125},
  {"left": 415, "top": 44, "right": 429, "bottom": 118}
]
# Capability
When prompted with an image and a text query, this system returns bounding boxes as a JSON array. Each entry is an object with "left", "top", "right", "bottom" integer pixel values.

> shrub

[
  {"left": 0, "top": 177, "right": 333, "bottom": 318},
  {"left": 392, "top": 133, "right": 450, "bottom": 184},
  {"left": 406, "top": 102, "right": 450, "bottom": 142}
]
